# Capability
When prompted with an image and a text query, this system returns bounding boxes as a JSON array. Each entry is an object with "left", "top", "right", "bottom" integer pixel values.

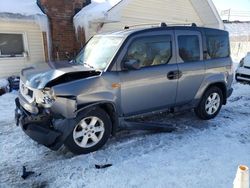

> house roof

[
  {"left": 0, "top": 0, "right": 45, "bottom": 17},
  {"left": 74, "top": 0, "right": 121, "bottom": 27},
  {"left": 0, "top": 0, "right": 48, "bottom": 32}
]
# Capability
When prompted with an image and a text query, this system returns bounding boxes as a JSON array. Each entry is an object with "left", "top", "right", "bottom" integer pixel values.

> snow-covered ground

[
  {"left": 0, "top": 78, "right": 8, "bottom": 88},
  {"left": 0, "top": 82, "right": 250, "bottom": 188}
]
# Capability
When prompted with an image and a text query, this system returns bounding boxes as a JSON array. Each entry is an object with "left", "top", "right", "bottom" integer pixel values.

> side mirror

[{"left": 124, "top": 59, "right": 140, "bottom": 70}]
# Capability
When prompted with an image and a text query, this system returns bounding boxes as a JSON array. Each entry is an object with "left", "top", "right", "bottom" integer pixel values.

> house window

[
  {"left": 178, "top": 35, "right": 200, "bottom": 62},
  {"left": 0, "top": 33, "right": 25, "bottom": 58}
]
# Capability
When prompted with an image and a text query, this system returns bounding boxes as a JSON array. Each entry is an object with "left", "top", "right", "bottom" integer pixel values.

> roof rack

[
  {"left": 123, "top": 22, "right": 197, "bottom": 29},
  {"left": 166, "top": 23, "right": 197, "bottom": 27}
]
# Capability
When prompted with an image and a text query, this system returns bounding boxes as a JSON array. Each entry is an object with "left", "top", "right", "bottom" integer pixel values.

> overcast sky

[{"left": 212, "top": 0, "right": 250, "bottom": 21}]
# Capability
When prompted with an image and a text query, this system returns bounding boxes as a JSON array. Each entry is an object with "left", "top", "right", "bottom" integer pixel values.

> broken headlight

[{"left": 37, "top": 88, "right": 55, "bottom": 108}]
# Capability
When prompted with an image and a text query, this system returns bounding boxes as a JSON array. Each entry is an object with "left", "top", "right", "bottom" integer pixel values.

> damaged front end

[
  {"left": 15, "top": 63, "right": 102, "bottom": 150},
  {"left": 15, "top": 91, "right": 78, "bottom": 150}
]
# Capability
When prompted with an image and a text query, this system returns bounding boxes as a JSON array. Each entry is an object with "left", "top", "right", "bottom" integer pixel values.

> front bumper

[
  {"left": 15, "top": 97, "right": 76, "bottom": 150},
  {"left": 235, "top": 67, "right": 250, "bottom": 82}
]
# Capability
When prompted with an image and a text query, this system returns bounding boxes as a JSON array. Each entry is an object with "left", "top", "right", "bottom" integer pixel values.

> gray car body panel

[
  {"left": 18, "top": 26, "right": 233, "bottom": 121},
  {"left": 50, "top": 72, "right": 120, "bottom": 118}
]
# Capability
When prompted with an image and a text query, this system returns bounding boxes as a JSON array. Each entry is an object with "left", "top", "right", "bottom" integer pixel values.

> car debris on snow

[
  {"left": 95, "top": 164, "right": 113, "bottom": 169},
  {"left": 21, "top": 166, "right": 34, "bottom": 180}
]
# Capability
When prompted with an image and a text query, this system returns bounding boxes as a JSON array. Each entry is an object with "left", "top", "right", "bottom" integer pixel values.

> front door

[{"left": 119, "top": 31, "right": 178, "bottom": 116}]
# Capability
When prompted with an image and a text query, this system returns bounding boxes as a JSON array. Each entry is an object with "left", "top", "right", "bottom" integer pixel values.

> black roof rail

[
  {"left": 124, "top": 22, "right": 167, "bottom": 29},
  {"left": 166, "top": 23, "right": 197, "bottom": 27},
  {"left": 123, "top": 22, "right": 197, "bottom": 29}
]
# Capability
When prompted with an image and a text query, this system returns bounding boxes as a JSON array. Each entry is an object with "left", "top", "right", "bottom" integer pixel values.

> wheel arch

[
  {"left": 201, "top": 82, "right": 227, "bottom": 105},
  {"left": 76, "top": 101, "right": 119, "bottom": 136}
]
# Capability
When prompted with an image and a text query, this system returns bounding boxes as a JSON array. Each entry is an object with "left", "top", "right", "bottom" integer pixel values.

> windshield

[{"left": 74, "top": 36, "right": 123, "bottom": 70}]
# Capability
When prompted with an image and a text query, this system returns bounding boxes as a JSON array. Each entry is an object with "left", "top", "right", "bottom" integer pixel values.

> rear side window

[
  {"left": 206, "top": 35, "right": 230, "bottom": 59},
  {"left": 178, "top": 35, "right": 200, "bottom": 62},
  {"left": 125, "top": 36, "right": 172, "bottom": 68}
]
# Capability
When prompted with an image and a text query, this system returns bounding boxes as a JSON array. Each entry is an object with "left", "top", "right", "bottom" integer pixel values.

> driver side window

[{"left": 125, "top": 35, "right": 172, "bottom": 68}]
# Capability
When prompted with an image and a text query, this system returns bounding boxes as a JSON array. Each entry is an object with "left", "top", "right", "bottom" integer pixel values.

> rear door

[
  {"left": 119, "top": 31, "right": 178, "bottom": 116},
  {"left": 174, "top": 30, "right": 205, "bottom": 105}
]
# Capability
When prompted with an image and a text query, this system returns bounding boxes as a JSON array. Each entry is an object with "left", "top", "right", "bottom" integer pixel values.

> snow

[
  {"left": 0, "top": 0, "right": 50, "bottom": 56},
  {"left": 0, "top": 82, "right": 250, "bottom": 187},
  {"left": 74, "top": 0, "right": 121, "bottom": 40},
  {"left": 0, "top": 0, "right": 51, "bottom": 60},
  {"left": 225, "top": 22, "right": 250, "bottom": 37},
  {"left": 0, "top": 0, "right": 49, "bottom": 31},
  {"left": 0, "top": 0, "right": 45, "bottom": 17},
  {"left": 225, "top": 23, "right": 250, "bottom": 62},
  {"left": 0, "top": 78, "right": 8, "bottom": 88}
]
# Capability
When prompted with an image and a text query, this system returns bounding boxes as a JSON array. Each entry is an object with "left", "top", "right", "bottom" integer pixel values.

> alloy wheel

[
  {"left": 205, "top": 93, "right": 221, "bottom": 115},
  {"left": 73, "top": 116, "right": 105, "bottom": 148}
]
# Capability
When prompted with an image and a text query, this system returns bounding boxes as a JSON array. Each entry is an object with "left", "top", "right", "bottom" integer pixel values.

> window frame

[
  {"left": 206, "top": 34, "right": 230, "bottom": 59},
  {"left": 175, "top": 30, "right": 203, "bottom": 63},
  {"left": 0, "top": 32, "right": 29, "bottom": 60},
  {"left": 122, "top": 34, "right": 173, "bottom": 69}
]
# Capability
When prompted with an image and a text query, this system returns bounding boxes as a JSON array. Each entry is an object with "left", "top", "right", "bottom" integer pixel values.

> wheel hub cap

[
  {"left": 73, "top": 116, "right": 105, "bottom": 148},
  {"left": 205, "top": 93, "right": 221, "bottom": 115}
]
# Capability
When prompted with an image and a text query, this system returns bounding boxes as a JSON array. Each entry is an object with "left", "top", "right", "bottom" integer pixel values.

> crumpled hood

[{"left": 20, "top": 61, "right": 101, "bottom": 89}]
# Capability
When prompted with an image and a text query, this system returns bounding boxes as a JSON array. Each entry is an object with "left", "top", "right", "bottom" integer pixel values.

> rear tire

[
  {"left": 65, "top": 107, "right": 112, "bottom": 155},
  {"left": 194, "top": 87, "right": 223, "bottom": 120}
]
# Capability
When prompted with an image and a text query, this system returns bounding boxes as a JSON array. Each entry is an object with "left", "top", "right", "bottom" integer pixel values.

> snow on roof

[
  {"left": 74, "top": 0, "right": 122, "bottom": 39},
  {"left": 0, "top": 0, "right": 51, "bottom": 60},
  {"left": 0, "top": 0, "right": 49, "bottom": 34},
  {"left": 0, "top": 0, "right": 45, "bottom": 16}
]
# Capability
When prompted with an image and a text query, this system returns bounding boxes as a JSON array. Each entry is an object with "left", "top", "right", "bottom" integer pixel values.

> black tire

[
  {"left": 194, "top": 87, "right": 223, "bottom": 120},
  {"left": 65, "top": 107, "right": 112, "bottom": 155}
]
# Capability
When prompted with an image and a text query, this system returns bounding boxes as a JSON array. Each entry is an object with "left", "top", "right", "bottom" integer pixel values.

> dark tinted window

[
  {"left": 206, "top": 35, "right": 229, "bottom": 59},
  {"left": 178, "top": 35, "right": 200, "bottom": 62},
  {"left": 0, "top": 34, "right": 24, "bottom": 57},
  {"left": 126, "top": 36, "right": 172, "bottom": 68}
]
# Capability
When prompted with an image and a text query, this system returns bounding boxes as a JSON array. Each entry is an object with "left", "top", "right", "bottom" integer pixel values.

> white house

[
  {"left": 74, "top": 0, "right": 224, "bottom": 40},
  {"left": 0, "top": 0, "right": 50, "bottom": 77}
]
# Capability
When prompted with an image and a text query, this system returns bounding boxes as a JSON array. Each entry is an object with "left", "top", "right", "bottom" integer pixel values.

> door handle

[{"left": 167, "top": 70, "right": 182, "bottom": 80}]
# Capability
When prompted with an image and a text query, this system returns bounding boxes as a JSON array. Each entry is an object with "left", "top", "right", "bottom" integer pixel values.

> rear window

[{"left": 206, "top": 35, "right": 230, "bottom": 59}]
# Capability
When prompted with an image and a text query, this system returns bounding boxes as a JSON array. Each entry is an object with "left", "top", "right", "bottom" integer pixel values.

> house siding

[
  {"left": 101, "top": 0, "right": 204, "bottom": 33},
  {"left": 0, "top": 20, "right": 45, "bottom": 77}
]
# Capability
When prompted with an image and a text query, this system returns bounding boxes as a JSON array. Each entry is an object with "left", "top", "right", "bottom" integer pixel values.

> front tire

[
  {"left": 65, "top": 107, "right": 112, "bottom": 155},
  {"left": 194, "top": 87, "right": 223, "bottom": 120}
]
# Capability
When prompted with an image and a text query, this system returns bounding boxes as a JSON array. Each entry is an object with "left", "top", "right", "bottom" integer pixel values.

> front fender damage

[{"left": 50, "top": 96, "right": 77, "bottom": 118}]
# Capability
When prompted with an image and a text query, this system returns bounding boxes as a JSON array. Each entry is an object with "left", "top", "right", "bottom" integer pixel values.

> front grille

[
  {"left": 244, "top": 66, "right": 250, "bottom": 69},
  {"left": 237, "top": 73, "right": 250, "bottom": 79}
]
